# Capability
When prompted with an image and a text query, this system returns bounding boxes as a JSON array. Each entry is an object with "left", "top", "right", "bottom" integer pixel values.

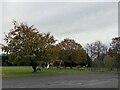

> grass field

[
  {"left": 1, "top": 66, "right": 117, "bottom": 77},
  {"left": 1, "top": 66, "right": 91, "bottom": 77}
]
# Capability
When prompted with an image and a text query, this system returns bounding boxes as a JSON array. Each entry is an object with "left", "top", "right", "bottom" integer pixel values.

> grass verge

[{"left": 2, "top": 66, "right": 91, "bottom": 77}]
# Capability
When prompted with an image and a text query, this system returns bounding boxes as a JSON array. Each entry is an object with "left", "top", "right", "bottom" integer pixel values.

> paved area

[{"left": 2, "top": 72, "right": 118, "bottom": 88}]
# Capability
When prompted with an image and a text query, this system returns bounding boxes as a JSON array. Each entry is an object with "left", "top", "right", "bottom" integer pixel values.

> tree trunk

[
  {"left": 63, "top": 62, "right": 66, "bottom": 69},
  {"left": 70, "top": 61, "right": 73, "bottom": 69},
  {"left": 32, "top": 65, "right": 37, "bottom": 72},
  {"left": 70, "top": 63, "right": 72, "bottom": 69},
  {"left": 70, "top": 66, "right": 72, "bottom": 69},
  {"left": 32, "top": 66, "right": 37, "bottom": 72},
  {"left": 30, "top": 61, "right": 38, "bottom": 72}
]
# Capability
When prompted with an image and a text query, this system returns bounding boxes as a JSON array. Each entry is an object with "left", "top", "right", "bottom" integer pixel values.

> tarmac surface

[{"left": 2, "top": 72, "right": 118, "bottom": 88}]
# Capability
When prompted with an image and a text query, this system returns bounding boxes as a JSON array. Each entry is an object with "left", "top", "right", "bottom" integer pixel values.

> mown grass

[
  {"left": 2, "top": 66, "right": 117, "bottom": 77},
  {"left": 1, "top": 66, "right": 91, "bottom": 77}
]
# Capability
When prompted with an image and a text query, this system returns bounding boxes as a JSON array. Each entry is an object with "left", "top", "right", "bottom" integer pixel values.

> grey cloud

[
  {"left": 2, "top": 2, "right": 118, "bottom": 47},
  {"left": 32, "top": 2, "right": 117, "bottom": 35}
]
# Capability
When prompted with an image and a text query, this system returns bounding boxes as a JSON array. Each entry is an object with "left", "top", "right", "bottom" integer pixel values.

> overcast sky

[{"left": 1, "top": 2, "right": 118, "bottom": 50}]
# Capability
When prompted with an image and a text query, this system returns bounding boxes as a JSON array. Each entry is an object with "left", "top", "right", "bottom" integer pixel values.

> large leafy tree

[
  {"left": 57, "top": 38, "right": 86, "bottom": 69},
  {"left": 109, "top": 37, "right": 120, "bottom": 55},
  {"left": 103, "top": 55, "right": 116, "bottom": 71},
  {"left": 41, "top": 44, "right": 59, "bottom": 63},
  {"left": 2, "top": 21, "right": 56, "bottom": 72},
  {"left": 108, "top": 37, "right": 120, "bottom": 68}
]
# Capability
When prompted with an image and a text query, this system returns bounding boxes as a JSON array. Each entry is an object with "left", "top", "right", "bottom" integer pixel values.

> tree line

[{"left": 1, "top": 21, "right": 120, "bottom": 72}]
